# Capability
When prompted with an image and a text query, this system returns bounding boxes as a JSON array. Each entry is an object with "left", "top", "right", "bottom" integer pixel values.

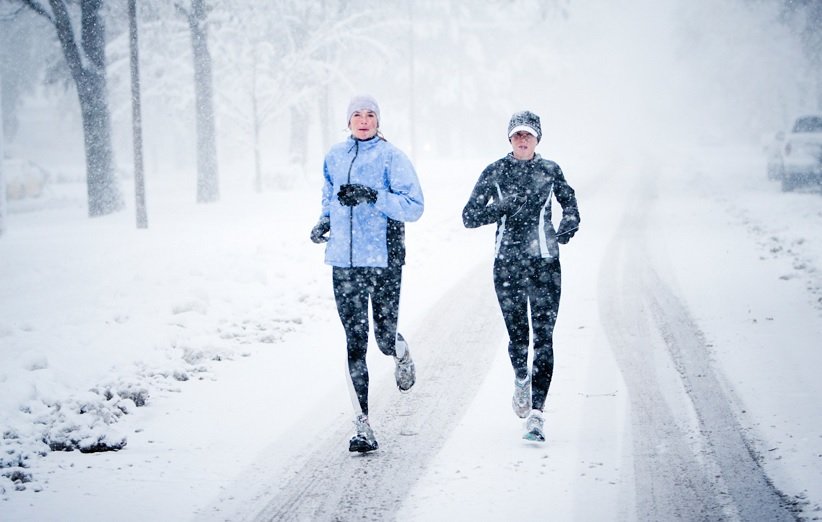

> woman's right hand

[
  {"left": 310, "top": 216, "right": 331, "bottom": 243},
  {"left": 498, "top": 194, "right": 528, "bottom": 218}
]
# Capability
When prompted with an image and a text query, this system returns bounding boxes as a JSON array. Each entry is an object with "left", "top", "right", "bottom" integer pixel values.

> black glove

[
  {"left": 310, "top": 216, "right": 331, "bottom": 243},
  {"left": 497, "top": 194, "right": 528, "bottom": 218},
  {"left": 337, "top": 184, "right": 378, "bottom": 206},
  {"left": 556, "top": 215, "right": 579, "bottom": 244}
]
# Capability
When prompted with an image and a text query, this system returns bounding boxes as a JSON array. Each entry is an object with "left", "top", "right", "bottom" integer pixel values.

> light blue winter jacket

[{"left": 320, "top": 135, "right": 424, "bottom": 268}]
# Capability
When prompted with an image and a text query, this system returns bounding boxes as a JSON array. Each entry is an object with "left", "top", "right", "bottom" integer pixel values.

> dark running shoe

[{"left": 349, "top": 414, "right": 378, "bottom": 453}]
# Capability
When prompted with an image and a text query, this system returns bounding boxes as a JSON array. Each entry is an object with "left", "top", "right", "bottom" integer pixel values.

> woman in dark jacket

[{"left": 462, "top": 110, "right": 579, "bottom": 442}]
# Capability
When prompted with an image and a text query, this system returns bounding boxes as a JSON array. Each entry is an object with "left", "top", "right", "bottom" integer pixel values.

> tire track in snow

[
  {"left": 247, "top": 262, "right": 505, "bottom": 521},
  {"left": 599, "top": 173, "right": 799, "bottom": 521}
]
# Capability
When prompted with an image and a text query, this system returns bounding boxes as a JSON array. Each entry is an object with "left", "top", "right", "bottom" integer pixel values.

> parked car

[
  {"left": 3, "top": 158, "right": 49, "bottom": 200},
  {"left": 770, "top": 114, "right": 822, "bottom": 191}
]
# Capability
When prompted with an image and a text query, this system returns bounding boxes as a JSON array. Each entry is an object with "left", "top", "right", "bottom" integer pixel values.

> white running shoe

[
  {"left": 512, "top": 375, "right": 531, "bottom": 418},
  {"left": 523, "top": 409, "right": 545, "bottom": 442},
  {"left": 394, "top": 333, "right": 415, "bottom": 392},
  {"left": 349, "top": 414, "right": 378, "bottom": 453}
]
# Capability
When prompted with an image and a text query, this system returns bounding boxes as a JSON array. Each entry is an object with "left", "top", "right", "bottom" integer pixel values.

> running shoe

[
  {"left": 349, "top": 414, "right": 378, "bottom": 453},
  {"left": 394, "top": 333, "right": 415, "bottom": 392},
  {"left": 512, "top": 374, "right": 531, "bottom": 419},
  {"left": 523, "top": 409, "right": 545, "bottom": 442}
]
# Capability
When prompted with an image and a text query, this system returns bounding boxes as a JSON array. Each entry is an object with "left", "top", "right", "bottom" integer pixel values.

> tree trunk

[
  {"left": 407, "top": 0, "right": 416, "bottom": 162},
  {"left": 289, "top": 105, "right": 308, "bottom": 176},
  {"left": 47, "top": 0, "right": 123, "bottom": 217},
  {"left": 188, "top": 0, "right": 219, "bottom": 203},
  {"left": 251, "top": 55, "right": 262, "bottom": 193},
  {"left": 77, "top": 70, "right": 121, "bottom": 216},
  {"left": 129, "top": 0, "right": 147, "bottom": 228},
  {"left": 319, "top": 84, "right": 331, "bottom": 154}
]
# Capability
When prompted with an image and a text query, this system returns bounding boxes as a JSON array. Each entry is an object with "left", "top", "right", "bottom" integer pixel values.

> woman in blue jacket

[
  {"left": 310, "top": 95, "right": 424, "bottom": 453},
  {"left": 462, "top": 110, "right": 579, "bottom": 443}
]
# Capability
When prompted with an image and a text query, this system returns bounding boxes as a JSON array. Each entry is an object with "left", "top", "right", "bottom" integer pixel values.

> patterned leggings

[
  {"left": 332, "top": 265, "right": 402, "bottom": 416},
  {"left": 493, "top": 256, "right": 561, "bottom": 411}
]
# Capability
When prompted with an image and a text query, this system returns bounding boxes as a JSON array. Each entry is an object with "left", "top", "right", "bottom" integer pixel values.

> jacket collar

[
  {"left": 506, "top": 152, "right": 542, "bottom": 163},
  {"left": 347, "top": 135, "right": 382, "bottom": 153}
]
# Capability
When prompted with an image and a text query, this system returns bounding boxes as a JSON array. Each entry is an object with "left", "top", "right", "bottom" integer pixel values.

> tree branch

[
  {"left": 0, "top": 1, "right": 25, "bottom": 21},
  {"left": 46, "top": 0, "right": 85, "bottom": 83},
  {"left": 19, "top": 0, "right": 53, "bottom": 23},
  {"left": 173, "top": 2, "right": 188, "bottom": 19}
]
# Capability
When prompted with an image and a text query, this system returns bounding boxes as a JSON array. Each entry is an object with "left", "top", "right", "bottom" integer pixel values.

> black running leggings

[
  {"left": 333, "top": 266, "right": 402, "bottom": 416},
  {"left": 493, "top": 256, "right": 561, "bottom": 411}
]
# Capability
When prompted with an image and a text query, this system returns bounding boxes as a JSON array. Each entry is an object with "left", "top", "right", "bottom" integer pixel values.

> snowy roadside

[
  {"left": 0, "top": 181, "right": 339, "bottom": 507},
  {"left": 654, "top": 148, "right": 822, "bottom": 516}
]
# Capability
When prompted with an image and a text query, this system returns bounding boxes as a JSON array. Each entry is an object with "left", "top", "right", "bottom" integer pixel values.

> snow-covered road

[
  {"left": 3, "top": 148, "right": 821, "bottom": 521},
  {"left": 222, "top": 263, "right": 505, "bottom": 520},
  {"left": 600, "top": 163, "right": 800, "bottom": 520},
  {"left": 206, "top": 149, "right": 818, "bottom": 521}
]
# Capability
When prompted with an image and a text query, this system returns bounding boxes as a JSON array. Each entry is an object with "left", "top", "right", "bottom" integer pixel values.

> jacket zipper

[{"left": 346, "top": 140, "right": 359, "bottom": 267}]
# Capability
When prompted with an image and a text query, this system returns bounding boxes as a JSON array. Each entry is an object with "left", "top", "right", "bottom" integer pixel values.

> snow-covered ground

[{"left": 2, "top": 143, "right": 821, "bottom": 520}]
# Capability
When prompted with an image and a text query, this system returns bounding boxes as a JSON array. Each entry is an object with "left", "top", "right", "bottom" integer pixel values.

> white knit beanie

[{"left": 347, "top": 94, "right": 380, "bottom": 124}]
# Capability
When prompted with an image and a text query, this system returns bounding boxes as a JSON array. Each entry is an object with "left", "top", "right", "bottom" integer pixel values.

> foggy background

[{"left": 0, "top": 0, "right": 820, "bottom": 213}]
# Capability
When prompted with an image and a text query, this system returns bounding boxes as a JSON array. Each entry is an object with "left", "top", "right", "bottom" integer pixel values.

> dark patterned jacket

[{"left": 462, "top": 153, "right": 579, "bottom": 261}]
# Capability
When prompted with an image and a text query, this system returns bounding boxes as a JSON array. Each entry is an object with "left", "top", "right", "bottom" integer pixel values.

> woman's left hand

[
  {"left": 338, "top": 184, "right": 378, "bottom": 206},
  {"left": 556, "top": 215, "right": 579, "bottom": 244},
  {"left": 310, "top": 216, "right": 331, "bottom": 243}
]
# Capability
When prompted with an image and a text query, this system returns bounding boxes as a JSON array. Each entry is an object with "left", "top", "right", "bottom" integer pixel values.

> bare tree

[
  {"left": 0, "top": 3, "right": 11, "bottom": 236},
  {"left": 177, "top": 0, "right": 219, "bottom": 203},
  {"left": 795, "top": 0, "right": 822, "bottom": 109},
  {"left": 0, "top": 67, "right": 5, "bottom": 237},
  {"left": 215, "top": 0, "right": 384, "bottom": 190},
  {"left": 1, "top": 1, "right": 38, "bottom": 146},
  {"left": 21, "top": 0, "right": 123, "bottom": 217}
]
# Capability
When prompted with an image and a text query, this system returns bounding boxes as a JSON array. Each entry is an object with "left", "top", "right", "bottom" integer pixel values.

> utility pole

[
  {"left": 407, "top": 0, "right": 416, "bottom": 162},
  {"left": 0, "top": 68, "right": 6, "bottom": 237},
  {"left": 129, "top": 0, "right": 148, "bottom": 228}
]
